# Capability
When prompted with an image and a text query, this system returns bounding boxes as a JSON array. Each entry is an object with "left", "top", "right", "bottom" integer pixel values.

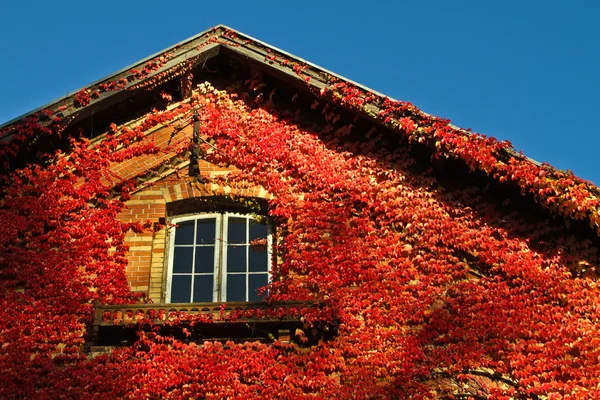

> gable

[
  {"left": 2, "top": 25, "right": 598, "bottom": 240},
  {"left": 1, "top": 25, "right": 600, "bottom": 398}
]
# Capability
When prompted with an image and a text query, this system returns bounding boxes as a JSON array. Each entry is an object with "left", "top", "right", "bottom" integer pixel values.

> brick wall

[{"left": 116, "top": 156, "right": 272, "bottom": 302}]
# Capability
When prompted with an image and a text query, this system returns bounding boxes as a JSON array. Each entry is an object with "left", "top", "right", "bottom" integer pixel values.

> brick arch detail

[{"left": 121, "top": 176, "right": 273, "bottom": 302}]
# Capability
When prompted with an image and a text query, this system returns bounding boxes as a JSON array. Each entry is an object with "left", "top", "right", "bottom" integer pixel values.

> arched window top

[
  {"left": 166, "top": 212, "right": 272, "bottom": 304},
  {"left": 166, "top": 196, "right": 269, "bottom": 218}
]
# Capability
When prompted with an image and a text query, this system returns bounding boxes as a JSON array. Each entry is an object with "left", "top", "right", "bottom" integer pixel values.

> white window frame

[{"left": 165, "top": 212, "right": 272, "bottom": 303}]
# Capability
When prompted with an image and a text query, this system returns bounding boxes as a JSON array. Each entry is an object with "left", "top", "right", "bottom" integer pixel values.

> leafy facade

[{"left": 0, "top": 26, "right": 599, "bottom": 399}]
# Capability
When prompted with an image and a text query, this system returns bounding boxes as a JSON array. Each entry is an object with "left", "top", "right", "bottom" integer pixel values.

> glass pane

[
  {"left": 196, "top": 218, "right": 216, "bottom": 244},
  {"left": 249, "top": 248, "right": 268, "bottom": 272},
  {"left": 173, "top": 247, "right": 193, "bottom": 273},
  {"left": 194, "top": 246, "right": 214, "bottom": 273},
  {"left": 227, "top": 246, "right": 246, "bottom": 272},
  {"left": 228, "top": 217, "right": 247, "bottom": 244},
  {"left": 171, "top": 275, "right": 191, "bottom": 303},
  {"left": 249, "top": 220, "right": 268, "bottom": 241},
  {"left": 193, "top": 275, "right": 214, "bottom": 302},
  {"left": 249, "top": 274, "right": 268, "bottom": 302},
  {"left": 174, "top": 220, "right": 194, "bottom": 245},
  {"left": 226, "top": 274, "right": 246, "bottom": 302}
]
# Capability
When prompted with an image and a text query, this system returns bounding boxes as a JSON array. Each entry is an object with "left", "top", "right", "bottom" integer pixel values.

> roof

[{"left": 2, "top": 24, "right": 599, "bottom": 237}]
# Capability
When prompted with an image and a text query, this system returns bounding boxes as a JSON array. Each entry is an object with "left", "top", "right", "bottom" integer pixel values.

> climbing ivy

[{"left": 1, "top": 36, "right": 599, "bottom": 398}]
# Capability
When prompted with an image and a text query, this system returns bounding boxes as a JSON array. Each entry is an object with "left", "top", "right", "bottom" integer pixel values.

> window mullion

[
  {"left": 245, "top": 217, "right": 250, "bottom": 302},
  {"left": 217, "top": 214, "right": 225, "bottom": 302},
  {"left": 190, "top": 219, "right": 197, "bottom": 302}
]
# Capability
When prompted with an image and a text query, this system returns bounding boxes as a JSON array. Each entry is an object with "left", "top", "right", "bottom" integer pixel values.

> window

[{"left": 166, "top": 213, "right": 272, "bottom": 303}]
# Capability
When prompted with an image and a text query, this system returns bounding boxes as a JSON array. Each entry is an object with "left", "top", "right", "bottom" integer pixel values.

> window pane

[
  {"left": 227, "top": 246, "right": 246, "bottom": 272},
  {"left": 227, "top": 274, "right": 246, "bottom": 302},
  {"left": 228, "top": 217, "right": 247, "bottom": 244},
  {"left": 193, "top": 275, "right": 214, "bottom": 302},
  {"left": 249, "top": 220, "right": 268, "bottom": 241},
  {"left": 174, "top": 220, "right": 195, "bottom": 245},
  {"left": 249, "top": 248, "right": 268, "bottom": 272},
  {"left": 173, "top": 247, "right": 193, "bottom": 273},
  {"left": 249, "top": 274, "right": 268, "bottom": 302},
  {"left": 196, "top": 218, "right": 216, "bottom": 244},
  {"left": 171, "top": 275, "right": 192, "bottom": 303},
  {"left": 194, "top": 246, "right": 214, "bottom": 273}
]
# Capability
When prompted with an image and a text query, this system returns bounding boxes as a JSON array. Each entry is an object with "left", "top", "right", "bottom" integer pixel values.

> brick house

[{"left": 2, "top": 25, "right": 600, "bottom": 398}]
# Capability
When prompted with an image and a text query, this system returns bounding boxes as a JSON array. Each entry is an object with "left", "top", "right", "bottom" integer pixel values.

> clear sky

[{"left": 1, "top": 1, "right": 598, "bottom": 184}]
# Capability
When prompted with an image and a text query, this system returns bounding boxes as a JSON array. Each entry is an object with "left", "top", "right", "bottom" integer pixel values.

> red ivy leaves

[
  {"left": 73, "top": 89, "right": 91, "bottom": 108},
  {"left": 323, "top": 81, "right": 600, "bottom": 237},
  {"left": 1, "top": 79, "right": 600, "bottom": 399}
]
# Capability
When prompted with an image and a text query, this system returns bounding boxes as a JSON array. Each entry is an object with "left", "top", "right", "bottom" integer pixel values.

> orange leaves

[
  {"left": 327, "top": 79, "right": 600, "bottom": 238},
  {"left": 2, "top": 80, "right": 600, "bottom": 398},
  {"left": 73, "top": 89, "right": 91, "bottom": 108},
  {"left": 160, "top": 91, "right": 172, "bottom": 102},
  {"left": 399, "top": 117, "right": 416, "bottom": 134}
]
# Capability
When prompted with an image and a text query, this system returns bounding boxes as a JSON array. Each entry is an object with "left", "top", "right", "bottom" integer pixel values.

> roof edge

[
  {"left": 1, "top": 24, "right": 599, "bottom": 237},
  {"left": 0, "top": 25, "right": 227, "bottom": 129}
]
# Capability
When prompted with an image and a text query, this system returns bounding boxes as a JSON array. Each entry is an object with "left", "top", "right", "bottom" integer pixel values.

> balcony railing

[
  {"left": 93, "top": 301, "right": 325, "bottom": 326},
  {"left": 88, "top": 301, "right": 335, "bottom": 348}
]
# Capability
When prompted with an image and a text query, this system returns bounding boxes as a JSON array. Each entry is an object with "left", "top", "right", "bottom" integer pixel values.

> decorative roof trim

[{"left": 2, "top": 25, "right": 599, "bottom": 236}]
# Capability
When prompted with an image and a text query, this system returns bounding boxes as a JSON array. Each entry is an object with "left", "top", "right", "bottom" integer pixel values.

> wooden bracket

[
  {"left": 188, "top": 111, "right": 203, "bottom": 180},
  {"left": 180, "top": 70, "right": 194, "bottom": 99}
]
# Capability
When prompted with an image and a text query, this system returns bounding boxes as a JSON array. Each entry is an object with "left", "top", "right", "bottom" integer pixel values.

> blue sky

[{"left": 1, "top": 1, "right": 598, "bottom": 183}]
